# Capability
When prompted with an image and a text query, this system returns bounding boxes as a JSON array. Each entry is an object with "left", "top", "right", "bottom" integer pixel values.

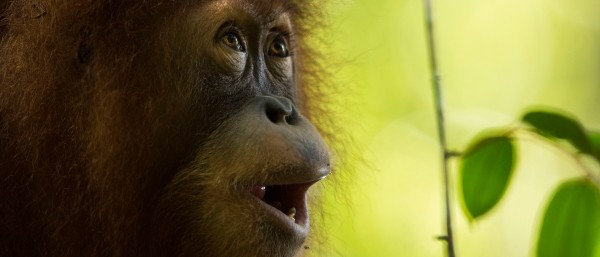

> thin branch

[
  {"left": 422, "top": 0, "right": 457, "bottom": 257},
  {"left": 516, "top": 130, "right": 600, "bottom": 187}
]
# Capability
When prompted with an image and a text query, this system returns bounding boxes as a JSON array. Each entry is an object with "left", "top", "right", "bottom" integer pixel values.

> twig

[
  {"left": 516, "top": 129, "right": 600, "bottom": 187},
  {"left": 422, "top": 0, "right": 457, "bottom": 257}
]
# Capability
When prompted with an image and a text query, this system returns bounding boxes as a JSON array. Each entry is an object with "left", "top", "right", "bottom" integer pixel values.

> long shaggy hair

[{"left": 0, "top": 0, "right": 344, "bottom": 256}]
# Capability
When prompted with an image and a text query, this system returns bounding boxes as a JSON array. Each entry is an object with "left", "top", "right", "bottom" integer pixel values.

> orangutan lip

[{"left": 248, "top": 176, "right": 326, "bottom": 227}]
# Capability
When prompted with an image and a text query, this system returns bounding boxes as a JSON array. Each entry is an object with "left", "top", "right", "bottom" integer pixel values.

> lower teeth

[
  {"left": 269, "top": 201, "right": 296, "bottom": 222},
  {"left": 287, "top": 207, "right": 296, "bottom": 222}
]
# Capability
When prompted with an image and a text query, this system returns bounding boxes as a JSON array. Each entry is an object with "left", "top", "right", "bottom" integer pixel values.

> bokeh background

[{"left": 317, "top": 0, "right": 600, "bottom": 256}]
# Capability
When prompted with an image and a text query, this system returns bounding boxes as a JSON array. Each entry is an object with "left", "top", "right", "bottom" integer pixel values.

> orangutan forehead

[
  {"left": 249, "top": 0, "right": 298, "bottom": 21},
  {"left": 200, "top": 0, "right": 298, "bottom": 23}
]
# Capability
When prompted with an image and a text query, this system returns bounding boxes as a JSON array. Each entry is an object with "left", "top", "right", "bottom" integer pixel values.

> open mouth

[{"left": 249, "top": 179, "right": 323, "bottom": 227}]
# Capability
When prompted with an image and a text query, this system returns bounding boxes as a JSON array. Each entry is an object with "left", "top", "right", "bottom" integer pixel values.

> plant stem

[
  {"left": 518, "top": 130, "right": 600, "bottom": 187},
  {"left": 422, "top": 1, "right": 457, "bottom": 257}
]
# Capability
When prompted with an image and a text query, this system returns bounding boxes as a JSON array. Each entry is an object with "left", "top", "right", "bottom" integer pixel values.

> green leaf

[
  {"left": 522, "top": 110, "right": 592, "bottom": 154},
  {"left": 460, "top": 136, "right": 515, "bottom": 220},
  {"left": 588, "top": 131, "right": 600, "bottom": 161},
  {"left": 537, "top": 179, "right": 600, "bottom": 257}
]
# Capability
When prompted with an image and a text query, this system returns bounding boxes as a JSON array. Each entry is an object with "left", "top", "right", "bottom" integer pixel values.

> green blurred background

[{"left": 318, "top": 0, "right": 600, "bottom": 256}]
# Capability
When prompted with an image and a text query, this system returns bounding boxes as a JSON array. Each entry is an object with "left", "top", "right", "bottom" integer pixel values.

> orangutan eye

[
  {"left": 222, "top": 32, "right": 246, "bottom": 52},
  {"left": 268, "top": 36, "right": 289, "bottom": 58}
]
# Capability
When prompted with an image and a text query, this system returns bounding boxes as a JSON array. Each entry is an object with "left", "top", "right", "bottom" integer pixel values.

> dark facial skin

[{"left": 0, "top": 0, "right": 330, "bottom": 257}]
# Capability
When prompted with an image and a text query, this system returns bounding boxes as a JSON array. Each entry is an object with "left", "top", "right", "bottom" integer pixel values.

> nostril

[
  {"left": 266, "top": 107, "right": 298, "bottom": 125},
  {"left": 263, "top": 96, "right": 297, "bottom": 125},
  {"left": 266, "top": 108, "right": 285, "bottom": 124},
  {"left": 284, "top": 109, "right": 298, "bottom": 125}
]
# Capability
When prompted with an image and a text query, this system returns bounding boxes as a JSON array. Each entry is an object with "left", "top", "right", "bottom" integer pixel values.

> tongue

[{"left": 250, "top": 186, "right": 266, "bottom": 200}]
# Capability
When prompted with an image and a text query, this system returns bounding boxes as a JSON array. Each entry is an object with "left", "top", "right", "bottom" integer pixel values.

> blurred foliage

[
  {"left": 536, "top": 179, "right": 600, "bottom": 257},
  {"left": 319, "top": 0, "right": 600, "bottom": 256},
  {"left": 460, "top": 136, "right": 514, "bottom": 220},
  {"left": 457, "top": 109, "right": 600, "bottom": 256}
]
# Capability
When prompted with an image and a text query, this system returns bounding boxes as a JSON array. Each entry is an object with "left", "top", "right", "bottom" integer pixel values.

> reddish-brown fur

[{"left": 0, "top": 1, "right": 339, "bottom": 256}]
